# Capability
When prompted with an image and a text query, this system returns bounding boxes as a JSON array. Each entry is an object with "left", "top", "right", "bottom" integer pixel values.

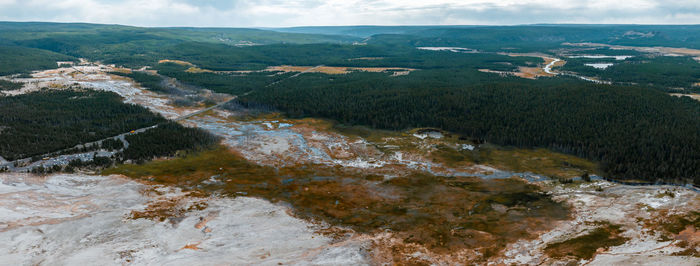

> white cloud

[{"left": 0, "top": 0, "right": 697, "bottom": 27}]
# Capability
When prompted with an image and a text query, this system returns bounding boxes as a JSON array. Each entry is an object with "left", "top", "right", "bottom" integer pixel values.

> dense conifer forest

[
  {"left": 0, "top": 79, "right": 22, "bottom": 91},
  {"left": 561, "top": 56, "right": 700, "bottom": 90},
  {"left": 109, "top": 71, "right": 169, "bottom": 93},
  {"left": 240, "top": 70, "right": 700, "bottom": 185},
  {"left": 120, "top": 122, "right": 220, "bottom": 161},
  {"left": 0, "top": 89, "right": 166, "bottom": 160},
  {"left": 0, "top": 45, "right": 75, "bottom": 75},
  {"left": 152, "top": 63, "right": 297, "bottom": 95}
]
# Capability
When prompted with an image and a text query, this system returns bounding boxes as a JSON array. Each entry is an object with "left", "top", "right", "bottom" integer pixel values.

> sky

[{"left": 0, "top": 0, "right": 699, "bottom": 27}]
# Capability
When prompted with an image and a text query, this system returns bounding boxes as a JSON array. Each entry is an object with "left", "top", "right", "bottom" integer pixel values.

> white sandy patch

[
  {"left": 496, "top": 181, "right": 700, "bottom": 265},
  {"left": 412, "top": 131, "right": 443, "bottom": 139},
  {"left": 585, "top": 63, "right": 614, "bottom": 69},
  {"left": 0, "top": 173, "right": 368, "bottom": 265},
  {"left": 460, "top": 144, "right": 475, "bottom": 151},
  {"left": 333, "top": 158, "right": 386, "bottom": 169},
  {"left": 543, "top": 58, "right": 562, "bottom": 74},
  {"left": 257, "top": 136, "right": 292, "bottom": 155},
  {"left": 2, "top": 65, "right": 200, "bottom": 119},
  {"left": 416, "top": 47, "right": 477, "bottom": 53},
  {"left": 590, "top": 254, "right": 697, "bottom": 266},
  {"left": 568, "top": 55, "right": 634, "bottom": 60}
]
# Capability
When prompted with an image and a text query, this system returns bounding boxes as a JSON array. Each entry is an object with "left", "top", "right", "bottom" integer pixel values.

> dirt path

[
  {"left": 265, "top": 65, "right": 325, "bottom": 88},
  {"left": 1, "top": 65, "right": 325, "bottom": 171},
  {"left": 544, "top": 58, "right": 562, "bottom": 74},
  {"left": 176, "top": 64, "right": 326, "bottom": 121},
  {"left": 1, "top": 125, "right": 157, "bottom": 171}
]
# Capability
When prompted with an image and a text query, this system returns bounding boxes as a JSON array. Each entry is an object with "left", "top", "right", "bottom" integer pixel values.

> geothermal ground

[{"left": 0, "top": 63, "right": 698, "bottom": 265}]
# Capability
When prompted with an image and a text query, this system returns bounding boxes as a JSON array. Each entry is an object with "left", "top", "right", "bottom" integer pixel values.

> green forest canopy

[{"left": 0, "top": 89, "right": 166, "bottom": 160}]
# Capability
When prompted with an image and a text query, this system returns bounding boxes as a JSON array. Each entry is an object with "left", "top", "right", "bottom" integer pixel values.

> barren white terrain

[{"left": 0, "top": 173, "right": 367, "bottom": 265}]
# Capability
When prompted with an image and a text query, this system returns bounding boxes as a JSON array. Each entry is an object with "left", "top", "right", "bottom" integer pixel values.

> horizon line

[{"left": 1, "top": 20, "right": 700, "bottom": 29}]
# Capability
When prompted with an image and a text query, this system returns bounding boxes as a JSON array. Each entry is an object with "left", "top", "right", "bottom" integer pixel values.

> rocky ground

[{"left": 0, "top": 173, "right": 368, "bottom": 265}]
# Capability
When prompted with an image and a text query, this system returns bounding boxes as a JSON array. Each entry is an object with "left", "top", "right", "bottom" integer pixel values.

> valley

[
  {"left": 0, "top": 61, "right": 697, "bottom": 264},
  {"left": 1, "top": 23, "right": 700, "bottom": 265}
]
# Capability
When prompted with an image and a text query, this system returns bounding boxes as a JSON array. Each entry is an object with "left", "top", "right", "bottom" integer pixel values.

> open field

[
  {"left": 565, "top": 43, "right": 700, "bottom": 60},
  {"left": 479, "top": 53, "right": 565, "bottom": 79},
  {"left": 671, "top": 93, "right": 700, "bottom": 101},
  {"left": 157, "top": 59, "right": 195, "bottom": 66}
]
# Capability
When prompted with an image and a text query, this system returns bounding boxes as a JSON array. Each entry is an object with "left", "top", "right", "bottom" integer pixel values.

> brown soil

[
  {"left": 111, "top": 68, "right": 133, "bottom": 74},
  {"left": 514, "top": 66, "right": 545, "bottom": 79},
  {"left": 129, "top": 191, "right": 208, "bottom": 222},
  {"left": 185, "top": 67, "right": 214, "bottom": 73},
  {"left": 642, "top": 210, "right": 700, "bottom": 256},
  {"left": 481, "top": 56, "right": 565, "bottom": 79},
  {"left": 545, "top": 222, "right": 630, "bottom": 260},
  {"left": 158, "top": 60, "right": 194, "bottom": 66}
]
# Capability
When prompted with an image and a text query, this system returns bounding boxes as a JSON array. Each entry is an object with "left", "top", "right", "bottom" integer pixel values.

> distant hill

[
  {"left": 0, "top": 22, "right": 359, "bottom": 46},
  {"left": 0, "top": 45, "right": 75, "bottom": 75},
  {"left": 268, "top": 25, "right": 476, "bottom": 38},
  {"left": 0, "top": 22, "right": 361, "bottom": 70},
  {"left": 272, "top": 25, "right": 700, "bottom": 50}
]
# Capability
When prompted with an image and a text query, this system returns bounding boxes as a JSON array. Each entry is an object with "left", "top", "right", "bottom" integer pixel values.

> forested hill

[
  {"left": 0, "top": 22, "right": 359, "bottom": 71},
  {"left": 3, "top": 23, "right": 700, "bottom": 73},
  {"left": 0, "top": 46, "right": 75, "bottom": 75},
  {"left": 276, "top": 25, "right": 700, "bottom": 51},
  {"left": 240, "top": 70, "right": 700, "bottom": 186}
]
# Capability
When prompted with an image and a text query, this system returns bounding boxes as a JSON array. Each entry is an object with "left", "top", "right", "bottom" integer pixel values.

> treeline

[
  {"left": 241, "top": 69, "right": 700, "bottom": 185},
  {"left": 153, "top": 43, "right": 538, "bottom": 71},
  {"left": 6, "top": 27, "right": 541, "bottom": 72},
  {"left": 120, "top": 122, "right": 220, "bottom": 161},
  {"left": 561, "top": 56, "right": 700, "bottom": 90},
  {"left": 0, "top": 45, "right": 75, "bottom": 75},
  {"left": 150, "top": 47, "right": 540, "bottom": 96},
  {"left": 109, "top": 71, "right": 169, "bottom": 93},
  {"left": 24, "top": 124, "right": 217, "bottom": 173},
  {"left": 38, "top": 138, "right": 125, "bottom": 161},
  {"left": 0, "top": 79, "right": 22, "bottom": 91},
  {"left": 0, "top": 89, "right": 166, "bottom": 160},
  {"left": 31, "top": 156, "right": 115, "bottom": 175},
  {"left": 364, "top": 25, "right": 700, "bottom": 51},
  {"left": 153, "top": 63, "right": 297, "bottom": 95}
]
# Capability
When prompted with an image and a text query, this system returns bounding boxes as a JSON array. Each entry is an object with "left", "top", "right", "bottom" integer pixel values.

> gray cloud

[{"left": 0, "top": 0, "right": 698, "bottom": 27}]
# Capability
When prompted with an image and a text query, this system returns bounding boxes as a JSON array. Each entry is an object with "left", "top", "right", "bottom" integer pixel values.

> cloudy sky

[{"left": 0, "top": 0, "right": 698, "bottom": 27}]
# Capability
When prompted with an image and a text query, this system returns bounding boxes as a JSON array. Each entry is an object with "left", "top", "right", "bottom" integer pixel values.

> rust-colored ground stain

[
  {"left": 158, "top": 60, "right": 194, "bottom": 66},
  {"left": 180, "top": 242, "right": 201, "bottom": 251},
  {"left": 105, "top": 146, "right": 571, "bottom": 263},
  {"left": 642, "top": 210, "right": 700, "bottom": 256},
  {"left": 129, "top": 191, "right": 209, "bottom": 223},
  {"left": 480, "top": 53, "right": 566, "bottom": 80}
]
